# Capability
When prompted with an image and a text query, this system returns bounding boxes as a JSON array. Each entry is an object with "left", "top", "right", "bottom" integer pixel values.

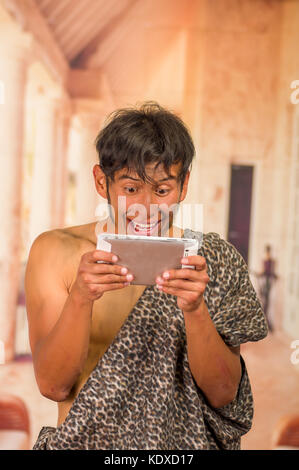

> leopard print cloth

[{"left": 32, "top": 230, "right": 268, "bottom": 450}]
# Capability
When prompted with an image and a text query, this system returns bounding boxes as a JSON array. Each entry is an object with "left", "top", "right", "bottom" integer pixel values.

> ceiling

[{"left": 34, "top": 0, "right": 136, "bottom": 63}]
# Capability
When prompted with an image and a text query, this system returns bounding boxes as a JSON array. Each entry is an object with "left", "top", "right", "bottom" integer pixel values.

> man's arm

[
  {"left": 25, "top": 232, "right": 94, "bottom": 402},
  {"left": 156, "top": 254, "right": 241, "bottom": 409},
  {"left": 182, "top": 300, "right": 241, "bottom": 408},
  {"left": 25, "top": 231, "right": 131, "bottom": 402}
]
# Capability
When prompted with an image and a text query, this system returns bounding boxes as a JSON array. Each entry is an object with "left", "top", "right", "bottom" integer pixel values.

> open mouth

[{"left": 126, "top": 218, "right": 161, "bottom": 235}]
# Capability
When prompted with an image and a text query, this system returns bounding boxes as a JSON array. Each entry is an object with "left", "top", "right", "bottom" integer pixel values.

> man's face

[{"left": 94, "top": 162, "right": 189, "bottom": 236}]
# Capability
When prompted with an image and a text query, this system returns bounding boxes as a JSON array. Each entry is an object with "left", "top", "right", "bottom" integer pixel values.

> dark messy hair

[{"left": 94, "top": 101, "right": 195, "bottom": 190}]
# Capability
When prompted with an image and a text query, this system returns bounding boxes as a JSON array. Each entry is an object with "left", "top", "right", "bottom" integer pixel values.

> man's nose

[
  {"left": 135, "top": 188, "right": 153, "bottom": 207},
  {"left": 133, "top": 191, "right": 159, "bottom": 220}
]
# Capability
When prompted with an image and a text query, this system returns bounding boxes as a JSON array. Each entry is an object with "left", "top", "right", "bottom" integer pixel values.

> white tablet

[{"left": 96, "top": 233, "right": 199, "bottom": 285}]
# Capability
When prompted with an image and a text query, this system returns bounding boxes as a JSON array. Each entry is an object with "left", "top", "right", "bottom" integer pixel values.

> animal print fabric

[{"left": 32, "top": 230, "right": 268, "bottom": 450}]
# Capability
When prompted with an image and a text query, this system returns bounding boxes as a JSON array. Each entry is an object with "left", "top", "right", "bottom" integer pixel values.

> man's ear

[
  {"left": 93, "top": 164, "right": 108, "bottom": 200},
  {"left": 179, "top": 170, "right": 190, "bottom": 202}
]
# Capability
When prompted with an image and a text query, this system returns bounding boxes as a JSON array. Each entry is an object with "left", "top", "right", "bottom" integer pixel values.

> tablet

[{"left": 96, "top": 233, "right": 199, "bottom": 285}]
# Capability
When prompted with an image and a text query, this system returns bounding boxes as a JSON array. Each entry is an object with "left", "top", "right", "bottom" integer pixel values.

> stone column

[
  {"left": 52, "top": 98, "right": 71, "bottom": 228},
  {"left": 28, "top": 93, "right": 59, "bottom": 246},
  {"left": 69, "top": 110, "right": 104, "bottom": 225},
  {"left": 0, "top": 25, "right": 31, "bottom": 362}
]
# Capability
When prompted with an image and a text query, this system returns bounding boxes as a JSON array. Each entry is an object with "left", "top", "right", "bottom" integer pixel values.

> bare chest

[
  {"left": 57, "top": 284, "right": 146, "bottom": 426},
  {"left": 90, "top": 284, "right": 146, "bottom": 346}
]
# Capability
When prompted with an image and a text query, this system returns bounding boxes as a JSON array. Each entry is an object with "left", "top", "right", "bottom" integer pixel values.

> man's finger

[
  {"left": 81, "top": 273, "right": 132, "bottom": 284},
  {"left": 161, "top": 267, "right": 208, "bottom": 281},
  {"left": 157, "top": 278, "right": 207, "bottom": 292},
  {"left": 88, "top": 263, "right": 130, "bottom": 276},
  {"left": 181, "top": 255, "right": 206, "bottom": 269},
  {"left": 86, "top": 250, "right": 119, "bottom": 264},
  {"left": 157, "top": 285, "right": 201, "bottom": 303}
]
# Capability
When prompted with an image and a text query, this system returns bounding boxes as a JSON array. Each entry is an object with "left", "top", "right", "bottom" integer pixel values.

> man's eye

[
  {"left": 156, "top": 188, "right": 169, "bottom": 195},
  {"left": 124, "top": 187, "right": 137, "bottom": 193}
]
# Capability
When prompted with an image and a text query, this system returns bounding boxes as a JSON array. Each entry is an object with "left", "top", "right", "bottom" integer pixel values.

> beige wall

[
  {"left": 0, "top": 0, "right": 299, "bottom": 451},
  {"left": 78, "top": 0, "right": 299, "bottom": 334},
  {"left": 0, "top": 0, "right": 298, "bottom": 347}
]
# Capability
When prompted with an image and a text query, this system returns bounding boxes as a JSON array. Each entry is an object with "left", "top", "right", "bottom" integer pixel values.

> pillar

[
  {"left": 52, "top": 97, "right": 71, "bottom": 228},
  {"left": 0, "top": 25, "right": 31, "bottom": 362},
  {"left": 69, "top": 109, "right": 105, "bottom": 225},
  {"left": 28, "top": 93, "right": 59, "bottom": 246}
]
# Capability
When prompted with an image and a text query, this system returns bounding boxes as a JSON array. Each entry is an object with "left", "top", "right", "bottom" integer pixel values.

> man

[
  {"left": 26, "top": 102, "right": 268, "bottom": 450},
  {"left": 259, "top": 244, "right": 278, "bottom": 332}
]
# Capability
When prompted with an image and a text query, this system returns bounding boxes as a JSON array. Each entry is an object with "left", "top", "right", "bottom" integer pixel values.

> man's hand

[
  {"left": 72, "top": 250, "right": 134, "bottom": 303},
  {"left": 155, "top": 255, "right": 210, "bottom": 313}
]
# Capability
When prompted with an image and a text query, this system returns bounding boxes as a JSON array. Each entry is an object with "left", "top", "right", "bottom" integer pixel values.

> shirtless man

[{"left": 25, "top": 103, "right": 265, "bottom": 450}]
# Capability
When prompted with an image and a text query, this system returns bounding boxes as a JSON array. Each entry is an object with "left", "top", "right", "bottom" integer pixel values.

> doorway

[{"left": 227, "top": 164, "right": 254, "bottom": 265}]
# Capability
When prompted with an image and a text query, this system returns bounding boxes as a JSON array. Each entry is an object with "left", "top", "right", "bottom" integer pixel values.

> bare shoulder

[
  {"left": 58, "top": 222, "right": 97, "bottom": 247},
  {"left": 30, "top": 222, "right": 97, "bottom": 255},
  {"left": 27, "top": 222, "right": 97, "bottom": 291},
  {"left": 28, "top": 227, "right": 76, "bottom": 261}
]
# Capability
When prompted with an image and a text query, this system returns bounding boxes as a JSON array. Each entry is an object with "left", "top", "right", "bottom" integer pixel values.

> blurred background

[{"left": 0, "top": 0, "right": 299, "bottom": 450}]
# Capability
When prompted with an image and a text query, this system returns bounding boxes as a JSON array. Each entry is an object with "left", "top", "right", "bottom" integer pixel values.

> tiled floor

[
  {"left": 241, "top": 330, "right": 299, "bottom": 450},
  {"left": 0, "top": 329, "right": 298, "bottom": 450}
]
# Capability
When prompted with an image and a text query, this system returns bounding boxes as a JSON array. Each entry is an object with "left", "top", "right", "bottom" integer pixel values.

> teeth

[{"left": 131, "top": 221, "right": 158, "bottom": 229}]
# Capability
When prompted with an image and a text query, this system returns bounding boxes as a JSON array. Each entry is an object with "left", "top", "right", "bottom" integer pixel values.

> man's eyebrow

[
  {"left": 117, "top": 174, "right": 176, "bottom": 183},
  {"left": 157, "top": 176, "right": 176, "bottom": 182},
  {"left": 117, "top": 175, "right": 140, "bottom": 181}
]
